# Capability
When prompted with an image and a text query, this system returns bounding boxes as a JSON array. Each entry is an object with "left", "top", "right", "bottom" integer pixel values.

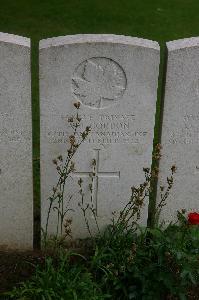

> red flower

[{"left": 188, "top": 212, "right": 199, "bottom": 225}]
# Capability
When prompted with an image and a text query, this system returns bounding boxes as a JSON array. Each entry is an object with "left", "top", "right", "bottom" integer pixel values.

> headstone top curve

[
  {"left": 167, "top": 37, "right": 199, "bottom": 51},
  {"left": 39, "top": 34, "right": 159, "bottom": 51},
  {"left": 0, "top": 32, "right": 30, "bottom": 47}
]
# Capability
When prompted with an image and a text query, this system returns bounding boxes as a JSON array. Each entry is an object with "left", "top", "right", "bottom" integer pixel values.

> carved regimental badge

[{"left": 72, "top": 57, "right": 127, "bottom": 108}]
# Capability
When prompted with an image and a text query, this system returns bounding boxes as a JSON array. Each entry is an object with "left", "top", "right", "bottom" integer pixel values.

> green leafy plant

[
  {"left": 6, "top": 158, "right": 199, "bottom": 299},
  {"left": 89, "top": 213, "right": 199, "bottom": 300},
  {"left": 80, "top": 164, "right": 198, "bottom": 300},
  {"left": 6, "top": 251, "right": 109, "bottom": 300},
  {"left": 86, "top": 165, "right": 178, "bottom": 298}
]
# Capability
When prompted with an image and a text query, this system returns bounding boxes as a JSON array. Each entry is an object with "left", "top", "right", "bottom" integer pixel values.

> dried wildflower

[
  {"left": 57, "top": 155, "right": 63, "bottom": 161},
  {"left": 60, "top": 177, "right": 65, "bottom": 184},
  {"left": 57, "top": 192, "right": 62, "bottom": 197},
  {"left": 160, "top": 185, "right": 164, "bottom": 191},
  {"left": 91, "top": 159, "right": 96, "bottom": 166},
  {"left": 81, "top": 126, "right": 91, "bottom": 139},
  {"left": 143, "top": 167, "right": 150, "bottom": 173},
  {"left": 151, "top": 167, "right": 159, "bottom": 178},
  {"left": 171, "top": 165, "right": 177, "bottom": 174},
  {"left": 86, "top": 126, "right": 91, "bottom": 132},
  {"left": 135, "top": 198, "right": 144, "bottom": 206},
  {"left": 52, "top": 159, "right": 57, "bottom": 165},
  {"left": 153, "top": 143, "right": 162, "bottom": 160},
  {"left": 64, "top": 218, "right": 72, "bottom": 237},
  {"left": 167, "top": 176, "right": 173, "bottom": 186},
  {"left": 78, "top": 178, "right": 83, "bottom": 186},
  {"left": 69, "top": 135, "right": 76, "bottom": 145},
  {"left": 81, "top": 132, "right": 87, "bottom": 140},
  {"left": 143, "top": 181, "right": 148, "bottom": 187},
  {"left": 68, "top": 117, "right": 74, "bottom": 122},
  {"left": 65, "top": 227, "right": 72, "bottom": 235},
  {"left": 44, "top": 100, "right": 93, "bottom": 246},
  {"left": 74, "top": 102, "right": 81, "bottom": 109},
  {"left": 70, "top": 161, "right": 75, "bottom": 172},
  {"left": 68, "top": 219, "right": 72, "bottom": 225},
  {"left": 67, "top": 148, "right": 73, "bottom": 155},
  {"left": 76, "top": 116, "right": 81, "bottom": 122},
  {"left": 119, "top": 211, "right": 124, "bottom": 220},
  {"left": 155, "top": 143, "right": 162, "bottom": 151}
]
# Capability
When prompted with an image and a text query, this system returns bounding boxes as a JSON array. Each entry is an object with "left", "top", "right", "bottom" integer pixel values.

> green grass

[{"left": 1, "top": 0, "right": 199, "bottom": 245}]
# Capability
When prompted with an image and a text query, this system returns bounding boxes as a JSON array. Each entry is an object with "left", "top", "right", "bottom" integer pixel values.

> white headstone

[
  {"left": 0, "top": 33, "right": 33, "bottom": 249},
  {"left": 40, "top": 34, "right": 160, "bottom": 239},
  {"left": 157, "top": 37, "right": 199, "bottom": 222}
]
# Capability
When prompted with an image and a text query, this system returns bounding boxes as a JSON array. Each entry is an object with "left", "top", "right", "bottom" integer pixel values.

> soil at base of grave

[
  {"left": 0, "top": 250, "right": 199, "bottom": 299},
  {"left": 0, "top": 250, "right": 45, "bottom": 294}
]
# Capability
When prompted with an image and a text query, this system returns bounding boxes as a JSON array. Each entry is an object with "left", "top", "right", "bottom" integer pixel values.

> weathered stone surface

[
  {"left": 0, "top": 33, "right": 33, "bottom": 249},
  {"left": 157, "top": 37, "right": 199, "bottom": 223},
  {"left": 40, "top": 34, "right": 160, "bottom": 238}
]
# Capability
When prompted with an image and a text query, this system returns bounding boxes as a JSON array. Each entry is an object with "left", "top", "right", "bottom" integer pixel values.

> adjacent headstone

[
  {"left": 157, "top": 37, "right": 199, "bottom": 222},
  {"left": 40, "top": 34, "right": 160, "bottom": 239},
  {"left": 0, "top": 33, "right": 33, "bottom": 249}
]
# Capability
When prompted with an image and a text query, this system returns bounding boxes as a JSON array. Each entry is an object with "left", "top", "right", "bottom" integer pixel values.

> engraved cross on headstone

[{"left": 73, "top": 149, "right": 120, "bottom": 214}]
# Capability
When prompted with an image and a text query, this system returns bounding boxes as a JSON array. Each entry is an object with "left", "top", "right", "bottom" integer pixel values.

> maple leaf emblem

[{"left": 72, "top": 58, "right": 126, "bottom": 108}]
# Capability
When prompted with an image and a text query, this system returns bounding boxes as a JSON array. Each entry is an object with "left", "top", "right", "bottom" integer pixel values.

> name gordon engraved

[{"left": 46, "top": 114, "right": 148, "bottom": 145}]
